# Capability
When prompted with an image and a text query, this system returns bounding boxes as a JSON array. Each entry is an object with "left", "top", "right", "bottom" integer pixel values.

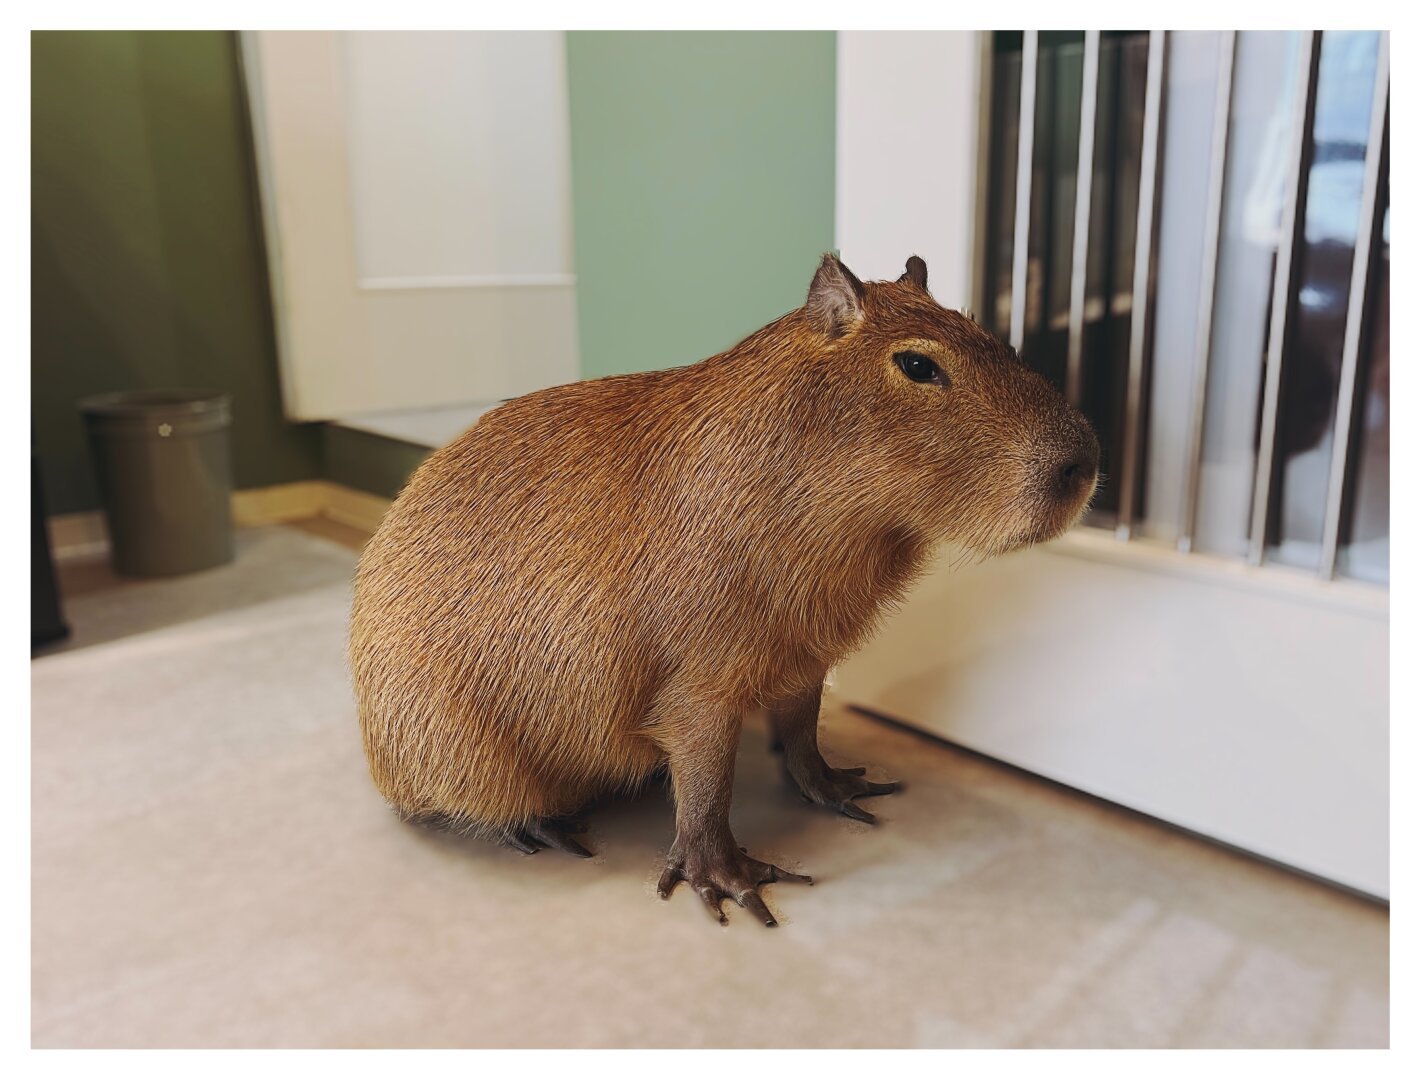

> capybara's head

[{"left": 804, "top": 253, "right": 1099, "bottom": 555}]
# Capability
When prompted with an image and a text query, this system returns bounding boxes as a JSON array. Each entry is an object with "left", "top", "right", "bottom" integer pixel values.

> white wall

[
  {"left": 833, "top": 535, "right": 1389, "bottom": 898},
  {"left": 835, "top": 32, "right": 982, "bottom": 307}
]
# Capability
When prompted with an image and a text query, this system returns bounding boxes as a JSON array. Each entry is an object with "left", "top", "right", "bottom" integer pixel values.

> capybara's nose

[{"left": 1056, "top": 434, "right": 1100, "bottom": 498}]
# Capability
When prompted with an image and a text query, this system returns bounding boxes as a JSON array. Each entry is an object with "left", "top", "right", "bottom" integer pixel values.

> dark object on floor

[
  {"left": 31, "top": 453, "right": 68, "bottom": 649},
  {"left": 79, "top": 390, "right": 234, "bottom": 578}
]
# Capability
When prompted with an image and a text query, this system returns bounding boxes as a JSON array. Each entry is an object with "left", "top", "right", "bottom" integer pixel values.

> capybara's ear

[
  {"left": 898, "top": 255, "right": 929, "bottom": 291},
  {"left": 806, "top": 253, "right": 865, "bottom": 338}
]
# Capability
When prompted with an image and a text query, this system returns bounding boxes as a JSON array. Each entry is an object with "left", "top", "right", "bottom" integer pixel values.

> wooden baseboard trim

[
  {"left": 232, "top": 480, "right": 332, "bottom": 527},
  {"left": 318, "top": 484, "right": 393, "bottom": 535},
  {"left": 47, "top": 481, "right": 393, "bottom": 559},
  {"left": 46, "top": 512, "right": 109, "bottom": 560}
]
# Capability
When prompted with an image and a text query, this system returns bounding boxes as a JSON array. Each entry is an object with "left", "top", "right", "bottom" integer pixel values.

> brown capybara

[{"left": 350, "top": 254, "right": 1099, "bottom": 927}]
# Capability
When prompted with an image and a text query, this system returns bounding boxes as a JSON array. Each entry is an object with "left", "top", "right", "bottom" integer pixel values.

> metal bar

[
  {"left": 1177, "top": 31, "right": 1237, "bottom": 554},
  {"left": 1320, "top": 33, "right": 1389, "bottom": 578},
  {"left": 1115, "top": 30, "right": 1168, "bottom": 540},
  {"left": 1065, "top": 30, "right": 1101, "bottom": 408},
  {"left": 1039, "top": 46, "right": 1060, "bottom": 351},
  {"left": 1009, "top": 31, "right": 1039, "bottom": 353},
  {"left": 969, "top": 33, "right": 997, "bottom": 324},
  {"left": 1247, "top": 32, "right": 1321, "bottom": 566}
]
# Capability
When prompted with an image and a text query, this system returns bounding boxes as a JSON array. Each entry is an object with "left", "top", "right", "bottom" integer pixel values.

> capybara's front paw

[
  {"left": 788, "top": 759, "right": 902, "bottom": 824},
  {"left": 656, "top": 839, "right": 812, "bottom": 927}
]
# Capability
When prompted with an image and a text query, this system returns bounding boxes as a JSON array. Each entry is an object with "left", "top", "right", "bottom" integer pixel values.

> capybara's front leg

[
  {"left": 769, "top": 681, "right": 902, "bottom": 824},
  {"left": 655, "top": 706, "right": 811, "bottom": 927}
]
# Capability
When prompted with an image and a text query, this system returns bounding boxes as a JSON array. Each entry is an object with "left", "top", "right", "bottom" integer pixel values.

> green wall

[
  {"left": 321, "top": 427, "right": 431, "bottom": 501},
  {"left": 32, "top": 31, "right": 322, "bottom": 514},
  {"left": 567, "top": 32, "right": 836, "bottom": 379}
]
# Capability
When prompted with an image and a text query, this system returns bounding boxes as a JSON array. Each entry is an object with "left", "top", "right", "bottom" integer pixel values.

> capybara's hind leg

[
  {"left": 402, "top": 808, "right": 594, "bottom": 858},
  {"left": 500, "top": 815, "right": 594, "bottom": 858}
]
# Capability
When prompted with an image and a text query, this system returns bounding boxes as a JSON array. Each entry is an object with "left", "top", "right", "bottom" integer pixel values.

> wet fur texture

[{"left": 350, "top": 255, "right": 1098, "bottom": 845}]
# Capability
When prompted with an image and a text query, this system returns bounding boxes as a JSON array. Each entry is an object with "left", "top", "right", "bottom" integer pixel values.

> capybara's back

[
  {"left": 351, "top": 370, "right": 685, "bottom": 838},
  {"left": 351, "top": 253, "right": 1099, "bottom": 924}
]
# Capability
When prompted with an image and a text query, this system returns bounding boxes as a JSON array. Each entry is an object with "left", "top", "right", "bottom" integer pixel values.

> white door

[{"left": 241, "top": 31, "right": 580, "bottom": 420}]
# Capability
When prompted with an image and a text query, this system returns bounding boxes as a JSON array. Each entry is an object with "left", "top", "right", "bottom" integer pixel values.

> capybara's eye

[{"left": 893, "top": 351, "right": 946, "bottom": 387}]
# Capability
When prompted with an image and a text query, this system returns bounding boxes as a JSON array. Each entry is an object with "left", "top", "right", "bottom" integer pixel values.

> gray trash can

[{"left": 79, "top": 389, "right": 234, "bottom": 578}]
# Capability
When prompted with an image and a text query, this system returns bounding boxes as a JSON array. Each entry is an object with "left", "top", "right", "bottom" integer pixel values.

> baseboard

[
  {"left": 46, "top": 512, "right": 110, "bottom": 560},
  {"left": 47, "top": 481, "right": 393, "bottom": 559},
  {"left": 316, "top": 484, "right": 394, "bottom": 535},
  {"left": 233, "top": 480, "right": 333, "bottom": 527}
]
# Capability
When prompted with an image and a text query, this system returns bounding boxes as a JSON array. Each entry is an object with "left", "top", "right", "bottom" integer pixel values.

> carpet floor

[{"left": 31, "top": 524, "right": 1388, "bottom": 1048}]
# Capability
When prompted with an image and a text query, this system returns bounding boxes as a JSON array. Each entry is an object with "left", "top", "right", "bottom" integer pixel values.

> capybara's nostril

[{"left": 1057, "top": 442, "right": 1099, "bottom": 495}]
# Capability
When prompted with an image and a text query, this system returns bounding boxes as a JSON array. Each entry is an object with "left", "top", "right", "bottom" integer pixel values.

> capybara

[{"left": 350, "top": 254, "right": 1099, "bottom": 927}]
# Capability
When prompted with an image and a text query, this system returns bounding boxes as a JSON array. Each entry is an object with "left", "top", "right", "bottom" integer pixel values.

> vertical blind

[{"left": 979, "top": 30, "right": 1389, "bottom": 583}]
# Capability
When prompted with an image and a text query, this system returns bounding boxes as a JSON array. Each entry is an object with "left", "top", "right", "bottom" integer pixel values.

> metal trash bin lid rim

[
  {"left": 79, "top": 390, "right": 231, "bottom": 437},
  {"left": 78, "top": 389, "right": 230, "bottom": 416}
]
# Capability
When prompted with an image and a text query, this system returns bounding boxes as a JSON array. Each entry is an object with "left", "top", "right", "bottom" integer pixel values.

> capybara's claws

[
  {"left": 503, "top": 831, "right": 540, "bottom": 855},
  {"left": 738, "top": 890, "right": 777, "bottom": 927},
  {"left": 698, "top": 886, "right": 729, "bottom": 925},
  {"left": 837, "top": 801, "right": 877, "bottom": 825},
  {"left": 657, "top": 846, "right": 811, "bottom": 927},
  {"left": 761, "top": 862, "right": 813, "bottom": 885},
  {"left": 656, "top": 864, "right": 680, "bottom": 900},
  {"left": 525, "top": 817, "right": 595, "bottom": 858},
  {"left": 861, "top": 778, "right": 902, "bottom": 796},
  {"left": 789, "top": 757, "right": 903, "bottom": 824}
]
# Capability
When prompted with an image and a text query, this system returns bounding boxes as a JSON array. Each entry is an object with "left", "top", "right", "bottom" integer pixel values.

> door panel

[{"left": 241, "top": 31, "right": 579, "bottom": 420}]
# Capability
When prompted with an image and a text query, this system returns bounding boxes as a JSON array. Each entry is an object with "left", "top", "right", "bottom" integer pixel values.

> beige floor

[{"left": 31, "top": 523, "right": 1388, "bottom": 1048}]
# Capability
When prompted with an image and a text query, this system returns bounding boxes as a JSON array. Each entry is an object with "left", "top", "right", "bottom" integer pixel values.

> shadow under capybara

[{"left": 349, "top": 253, "right": 1099, "bottom": 927}]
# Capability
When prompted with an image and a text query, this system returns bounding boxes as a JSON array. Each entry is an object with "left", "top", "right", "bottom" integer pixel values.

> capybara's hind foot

[
  {"left": 501, "top": 815, "right": 594, "bottom": 858},
  {"left": 657, "top": 840, "right": 812, "bottom": 928},
  {"left": 785, "top": 757, "right": 903, "bottom": 824}
]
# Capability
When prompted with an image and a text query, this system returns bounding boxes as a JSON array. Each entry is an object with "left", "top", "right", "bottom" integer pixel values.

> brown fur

[{"left": 350, "top": 254, "right": 1098, "bottom": 862}]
